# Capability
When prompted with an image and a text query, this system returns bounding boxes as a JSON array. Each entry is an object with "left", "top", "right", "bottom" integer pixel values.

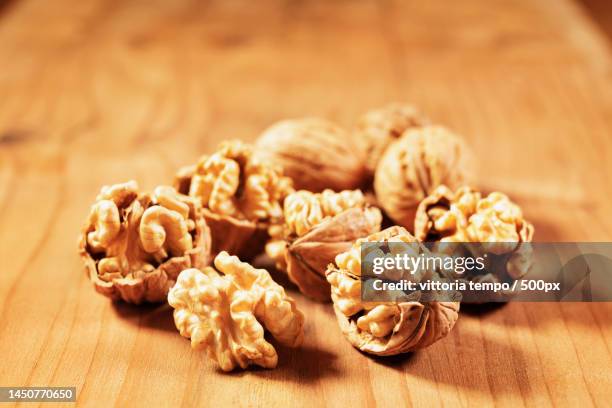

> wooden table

[{"left": 1, "top": 0, "right": 611, "bottom": 406}]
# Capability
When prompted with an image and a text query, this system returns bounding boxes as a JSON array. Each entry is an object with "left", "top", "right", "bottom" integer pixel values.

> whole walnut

[
  {"left": 354, "top": 103, "right": 428, "bottom": 178},
  {"left": 168, "top": 251, "right": 304, "bottom": 371},
  {"left": 374, "top": 126, "right": 475, "bottom": 232},
  {"left": 174, "top": 140, "right": 293, "bottom": 260},
  {"left": 414, "top": 185, "right": 535, "bottom": 299},
  {"left": 326, "top": 226, "right": 460, "bottom": 356},
  {"left": 78, "top": 181, "right": 211, "bottom": 304},
  {"left": 268, "top": 189, "right": 382, "bottom": 302},
  {"left": 255, "top": 118, "right": 367, "bottom": 192}
]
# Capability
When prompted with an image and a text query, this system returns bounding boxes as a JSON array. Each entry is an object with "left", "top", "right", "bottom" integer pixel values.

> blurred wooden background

[{"left": 0, "top": 0, "right": 611, "bottom": 406}]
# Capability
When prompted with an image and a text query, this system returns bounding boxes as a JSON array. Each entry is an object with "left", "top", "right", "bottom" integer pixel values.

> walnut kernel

[
  {"left": 168, "top": 252, "right": 304, "bottom": 371},
  {"left": 175, "top": 140, "right": 293, "bottom": 259},
  {"left": 415, "top": 185, "right": 534, "bottom": 285}
]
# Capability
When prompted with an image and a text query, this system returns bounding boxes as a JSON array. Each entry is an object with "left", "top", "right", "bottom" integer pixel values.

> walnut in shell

[
  {"left": 326, "top": 226, "right": 460, "bottom": 356},
  {"left": 174, "top": 140, "right": 293, "bottom": 260},
  {"left": 354, "top": 103, "right": 428, "bottom": 178},
  {"left": 269, "top": 189, "right": 382, "bottom": 302},
  {"left": 78, "top": 181, "right": 211, "bottom": 304},
  {"left": 168, "top": 251, "right": 304, "bottom": 371},
  {"left": 414, "top": 185, "right": 534, "bottom": 293},
  {"left": 255, "top": 118, "right": 366, "bottom": 192},
  {"left": 374, "top": 126, "right": 475, "bottom": 232}
]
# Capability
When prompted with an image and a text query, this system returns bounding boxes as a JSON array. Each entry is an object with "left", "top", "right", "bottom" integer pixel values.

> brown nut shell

[
  {"left": 354, "top": 103, "right": 428, "bottom": 178},
  {"left": 79, "top": 182, "right": 211, "bottom": 304},
  {"left": 203, "top": 209, "right": 268, "bottom": 261},
  {"left": 255, "top": 118, "right": 366, "bottom": 192},
  {"left": 333, "top": 301, "right": 460, "bottom": 356},
  {"left": 286, "top": 207, "right": 382, "bottom": 301},
  {"left": 374, "top": 126, "right": 474, "bottom": 232}
]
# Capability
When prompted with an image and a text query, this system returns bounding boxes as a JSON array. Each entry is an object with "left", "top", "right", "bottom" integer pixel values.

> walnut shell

[
  {"left": 374, "top": 126, "right": 475, "bottom": 232},
  {"left": 354, "top": 103, "right": 428, "bottom": 178},
  {"left": 326, "top": 226, "right": 460, "bottom": 356},
  {"left": 255, "top": 118, "right": 366, "bottom": 192},
  {"left": 271, "top": 189, "right": 382, "bottom": 301},
  {"left": 175, "top": 140, "right": 292, "bottom": 260},
  {"left": 202, "top": 209, "right": 268, "bottom": 261},
  {"left": 78, "top": 181, "right": 211, "bottom": 304},
  {"left": 414, "top": 185, "right": 534, "bottom": 293},
  {"left": 286, "top": 206, "right": 382, "bottom": 301}
]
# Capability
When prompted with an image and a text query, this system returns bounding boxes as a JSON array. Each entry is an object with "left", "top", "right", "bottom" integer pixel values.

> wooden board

[{"left": 0, "top": 0, "right": 611, "bottom": 406}]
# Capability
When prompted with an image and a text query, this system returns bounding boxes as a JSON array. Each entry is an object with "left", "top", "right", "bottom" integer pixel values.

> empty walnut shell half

[
  {"left": 354, "top": 103, "right": 428, "bottom": 179},
  {"left": 326, "top": 226, "right": 460, "bottom": 356},
  {"left": 414, "top": 185, "right": 535, "bottom": 298},
  {"left": 168, "top": 251, "right": 304, "bottom": 371},
  {"left": 255, "top": 118, "right": 367, "bottom": 192},
  {"left": 78, "top": 181, "right": 211, "bottom": 304},
  {"left": 374, "top": 126, "right": 475, "bottom": 232},
  {"left": 174, "top": 140, "right": 293, "bottom": 260},
  {"left": 271, "top": 189, "right": 382, "bottom": 302}
]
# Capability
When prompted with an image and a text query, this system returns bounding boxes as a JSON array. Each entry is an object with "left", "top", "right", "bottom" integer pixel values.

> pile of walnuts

[{"left": 78, "top": 103, "right": 533, "bottom": 371}]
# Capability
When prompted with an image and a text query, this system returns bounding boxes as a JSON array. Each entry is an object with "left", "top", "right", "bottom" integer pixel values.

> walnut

[
  {"left": 78, "top": 181, "right": 211, "bottom": 304},
  {"left": 374, "top": 126, "right": 475, "bottom": 231},
  {"left": 264, "top": 224, "right": 288, "bottom": 272},
  {"left": 268, "top": 189, "right": 382, "bottom": 301},
  {"left": 326, "top": 226, "right": 460, "bottom": 356},
  {"left": 168, "top": 251, "right": 304, "bottom": 371},
  {"left": 255, "top": 118, "right": 366, "bottom": 192},
  {"left": 414, "top": 185, "right": 535, "bottom": 288},
  {"left": 354, "top": 103, "right": 428, "bottom": 178},
  {"left": 175, "top": 140, "right": 293, "bottom": 260}
]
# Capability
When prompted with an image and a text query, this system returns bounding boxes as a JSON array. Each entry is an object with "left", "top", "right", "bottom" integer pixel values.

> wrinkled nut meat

[
  {"left": 326, "top": 226, "right": 460, "bottom": 356},
  {"left": 354, "top": 103, "right": 428, "bottom": 178},
  {"left": 168, "top": 251, "right": 304, "bottom": 371},
  {"left": 255, "top": 118, "right": 366, "bottom": 192},
  {"left": 175, "top": 140, "right": 293, "bottom": 260},
  {"left": 270, "top": 189, "right": 382, "bottom": 302},
  {"left": 415, "top": 185, "right": 535, "bottom": 287},
  {"left": 265, "top": 223, "right": 288, "bottom": 272},
  {"left": 374, "top": 126, "right": 474, "bottom": 232},
  {"left": 79, "top": 181, "right": 211, "bottom": 304}
]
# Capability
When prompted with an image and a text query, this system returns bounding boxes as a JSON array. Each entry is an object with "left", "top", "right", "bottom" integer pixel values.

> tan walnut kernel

[
  {"left": 414, "top": 185, "right": 535, "bottom": 286},
  {"left": 78, "top": 181, "right": 211, "bottom": 304},
  {"left": 168, "top": 251, "right": 304, "bottom": 371},
  {"left": 326, "top": 226, "right": 460, "bottom": 356},
  {"left": 265, "top": 223, "right": 288, "bottom": 272},
  {"left": 374, "top": 125, "right": 475, "bottom": 232},
  {"left": 175, "top": 140, "right": 293, "bottom": 260},
  {"left": 255, "top": 118, "right": 367, "bottom": 192},
  {"left": 354, "top": 103, "right": 428, "bottom": 178},
  {"left": 267, "top": 189, "right": 382, "bottom": 302}
]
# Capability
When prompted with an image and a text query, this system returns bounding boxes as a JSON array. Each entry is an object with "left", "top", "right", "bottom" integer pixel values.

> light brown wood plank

[{"left": 0, "top": 0, "right": 611, "bottom": 406}]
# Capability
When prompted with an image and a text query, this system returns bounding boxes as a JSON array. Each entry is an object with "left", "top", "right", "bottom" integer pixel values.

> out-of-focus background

[
  {"left": 581, "top": 0, "right": 612, "bottom": 38},
  {"left": 0, "top": 0, "right": 611, "bottom": 406}
]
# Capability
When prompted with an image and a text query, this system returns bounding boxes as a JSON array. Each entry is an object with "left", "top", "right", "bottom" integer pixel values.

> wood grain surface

[{"left": 1, "top": 0, "right": 611, "bottom": 406}]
